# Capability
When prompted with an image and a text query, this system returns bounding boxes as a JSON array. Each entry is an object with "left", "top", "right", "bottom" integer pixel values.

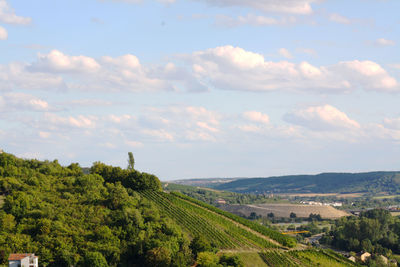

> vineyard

[
  {"left": 259, "top": 249, "right": 359, "bottom": 267},
  {"left": 170, "top": 192, "right": 297, "bottom": 247},
  {"left": 140, "top": 190, "right": 279, "bottom": 249}
]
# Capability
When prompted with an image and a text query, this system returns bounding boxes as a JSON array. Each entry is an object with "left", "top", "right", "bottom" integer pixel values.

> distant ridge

[{"left": 176, "top": 171, "right": 400, "bottom": 195}]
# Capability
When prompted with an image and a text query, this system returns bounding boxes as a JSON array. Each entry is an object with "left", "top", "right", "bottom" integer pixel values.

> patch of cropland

[
  {"left": 213, "top": 171, "right": 400, "bottom": 194},
  {"left": 141, "top": 190, "right": 297, "bottom": 249},
  {"left": 259, "top": 249, "right": 358, "bottom": 267},
  {"left": 171, "top": 178, "right": 238, "bottom": 187},
  {"left": 221, "top": 203, "right": 350, "bottom": 219}
]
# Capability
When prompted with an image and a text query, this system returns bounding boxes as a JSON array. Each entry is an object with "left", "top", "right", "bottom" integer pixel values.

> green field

[
  {"left": 260, "top": 249, "right": 358, "bottom": 267},
  {"left": 373, "top": 195, "right": 400, "bottom": 199},
  {"left": 141, "top": 190, "right": 281, "bottom": 249}
]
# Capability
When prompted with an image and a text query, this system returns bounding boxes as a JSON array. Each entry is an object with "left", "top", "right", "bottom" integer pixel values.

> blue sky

[{"left": 1, "top": 0, "right": 400, "bottom": 180}]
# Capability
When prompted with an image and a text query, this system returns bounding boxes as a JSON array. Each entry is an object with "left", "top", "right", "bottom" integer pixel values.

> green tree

[
  {"left": 127, "top": 152, "right": 135, "bottom": 171},
  {"left": 145, "top": 247, "right": 172, "bottom": 267},
  {"left": 190, "top": 235, "right": 212, "bottom": 257},
  {"left": 196, "top": 252, "right": 220, "bottom": 267},
  {"left": 82, "top": 252, "right": 108, "bottom": 267}
]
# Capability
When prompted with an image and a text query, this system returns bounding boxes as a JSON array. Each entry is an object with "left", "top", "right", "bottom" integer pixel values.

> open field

[
  {"left": 373, "top": 194, "right": 400, "bottom": 199},
  {"left": 391, "top": 212, "right": 400, "bottom": 217},
  {"left": 223, "top": 252, "right": 268, "bottom": 267},
  {"left": 0, "top": 195, "right": 4, "bottom": 208},
  {"left": 278, "top": 193, "right": 363, "bottom": 198},
  {"left": 221, "top": 204, "right": 350, "bottom": 219}
]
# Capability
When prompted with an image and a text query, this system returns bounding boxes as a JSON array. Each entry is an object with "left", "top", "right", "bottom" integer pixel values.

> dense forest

[
  {"left": 321, "top": 209, "right": 400, "bottom": 256},
  {"left": 211, "top": 172, "right": 400, "bottom": 194},
  {"left": 0, "top": 152, "right": 194, "bottom": 266}
]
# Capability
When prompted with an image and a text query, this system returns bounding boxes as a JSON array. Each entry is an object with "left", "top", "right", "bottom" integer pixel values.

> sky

[{"left": 0, "top": 0, "right": 400, "bottom": 180}]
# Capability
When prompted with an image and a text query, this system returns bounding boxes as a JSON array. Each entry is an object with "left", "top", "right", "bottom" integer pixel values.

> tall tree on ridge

[{"left": 127, "top": 152, "right": 135, "bottom": 171}]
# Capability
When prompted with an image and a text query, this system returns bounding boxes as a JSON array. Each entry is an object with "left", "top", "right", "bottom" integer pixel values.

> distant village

[{"left": 299, "top": 200, "right": 343, "bottom": 207}]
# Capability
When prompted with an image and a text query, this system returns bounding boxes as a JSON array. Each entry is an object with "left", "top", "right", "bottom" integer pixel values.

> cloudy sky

[{"left": 1, "top": 0, "right": 400, "bottom": 180}]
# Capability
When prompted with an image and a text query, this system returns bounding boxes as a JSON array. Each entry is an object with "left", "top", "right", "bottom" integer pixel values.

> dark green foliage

[
  {"left": 190, "top": 235, "right": 213, "bottom": 256},
  {"left": 90, "top": 161, "right": 162, "bottom": 191},
  {"left": 219, "top": 254, "right": 244, "bottom": 267},
  {"left": 0, "top": 152, "right": 188, "bottom": 266},
  {"left": 127, "top": 152, "right": 135, "bottom": 171},
  {"left": 214, "top": 172, "right": 400, "bottom": 194},
  {"left": 321, "top": 209, "right": 400, "bottom": 255},
  {"left": 82, "top": 252, "right": 109, "bottom": 267}
]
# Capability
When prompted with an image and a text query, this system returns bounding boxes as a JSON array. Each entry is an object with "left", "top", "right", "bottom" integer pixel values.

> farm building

[{"left": 8, "top": 253, "right": 38, "bottom": 267}]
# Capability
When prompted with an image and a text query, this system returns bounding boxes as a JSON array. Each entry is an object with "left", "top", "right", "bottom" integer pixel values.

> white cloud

[
  {"left": 0, "top": 62, "right": 65, "bottom": 91},
  {"left": 0, "top": 0, "right": 31, "bottom": 25},
  {"left": 1, "top": 50, "right": 178, "bottom": 92},
  {"left": 30, "top": 50, "right": 101, "bottom": 73},
  {"left": 125, "top": 140, "right": 144, "bottom": 147},
  {"left": 0, "top": 25, "right": 7, "bottom": 40},
  {"left": 2, "top": 47, "right": 399, "bottom": 94},
  {"left": 215, "top": 14, "right": 297, "bottom": 27},
  {"left": 142, "top": 105, "right": 221, "bottom": 142},
  {"left": 99, "top": 0, "right": 176, "bottom": 4},
  {"left": 188, "top": 45, "right": 400, "bottom": 93},
  {"left": 43, "top": 113, "right": 98, "bottom": 129},
  {"left": 296, "top": 48, "right": 317, "bottom": 57},
  {"left": 284, "top": 105, "right": 360, "bottom": 131},
  {"left": 329, "top": 13, "right": 351, "bottom": 24},
  {"left": 375, "top": 38, "right": 395, "bottom": 46},
  {"left": 278, "top": 48, "right": 293, "bottom": 59},
  {"left": 243, "top": 111, "right": 270, "bottom": 124},
  {"left": 383, "top": 117, "right": 400, "bottom": 130},
  {"left": 0, "top": 93, "right": 49, "bottom": 111},
  {"left": 335, "top": 60, "right": 398, "bottom": 91},
  {"left": 198, "top": 0, "right": 318, "bottom": 15}
]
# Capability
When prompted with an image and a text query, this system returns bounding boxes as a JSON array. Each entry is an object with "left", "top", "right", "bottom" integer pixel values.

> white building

[{"left": 8, "top": 253, "right": 38, "bottom": 267}]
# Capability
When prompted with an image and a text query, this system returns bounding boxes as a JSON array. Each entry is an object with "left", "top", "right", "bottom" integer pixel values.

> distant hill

[{"left": 213, "top": 172, "right": 400, "bottom": 194}]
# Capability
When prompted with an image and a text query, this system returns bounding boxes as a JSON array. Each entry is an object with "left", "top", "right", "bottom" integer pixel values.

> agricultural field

[
  {"left": 260, "top": 249, "right": 358, "bottom": 267},
  {"left": 221, "top": 203, "right": 350, "bottom": 219},
  {"left": 280, "top": 193, "right": 363, "bottom": 198},
  {"left": 140, "top": 190, "right": 297, "bottom": 249}
]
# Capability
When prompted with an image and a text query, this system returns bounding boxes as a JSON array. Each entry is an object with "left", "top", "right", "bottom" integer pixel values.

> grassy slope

[
  {"left": 141, "top": 190, "right": 280, "bottom": 250},
  {"left": 215, "top": 171, "right": 400, "bottom": 194}
]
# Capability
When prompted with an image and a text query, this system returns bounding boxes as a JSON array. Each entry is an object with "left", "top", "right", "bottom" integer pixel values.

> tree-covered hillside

[
  {"left": 0, "top": 152, "right": 297, "bottom": 266},
  {"left": 214, "top": 172, "right": 400, "bottom": 194},
  {"left": 0, "top": 152, "right": 189, "bottom": 266}
]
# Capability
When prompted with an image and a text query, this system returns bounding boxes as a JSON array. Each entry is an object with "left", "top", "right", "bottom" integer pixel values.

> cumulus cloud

[
  {"left": 284, "top": 105, "right": 360, "bottom": 131},
  {"left": 141, "top": 106, "right": 221, "bottom": 142},
  {"left": 30, "top": 50, "right": 101, "bottom": 73},
  {"left": 0, "top": 0, "right": 31, "bottom": 24},
  {"left": 215, "top": 14, "right": 297, "bottom": 27},
  {"left": 0, "top": 93, "right": 49, "bottom": 112},
  {"left": 329, "top": 13, "right": 351, "bottom": 24},
  {"left": 43, "top": 113, "right": 98, "bottom": 129},
  {"left": 243, "top": 111, "right": 270, "bottom": 124},
  {"left": 0, "top": 62, "right": 65, "bottom": 91},
  {"left": 1, "top": 50, "right": 181, "bottom": 92},
  {"left": 197, "top": 0, "right": 318, "bottom": 15},
  {"left": 2, "top": 47, "right": 399, "bottom": 94},
  {"left": 278, "top": 48, "right": 293, "bottom": 59},
  {"left": 0, "top": 25, "right": 7, "bottom": 40},
  {"left": 383, "top": 117, "right": 400, "bottom": 130},
  {"left": 188, "top": 45, "right": 400, "bottom": 93},
  {"left": 375, "top": 38, "right": 395, "bottom": 46}
]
